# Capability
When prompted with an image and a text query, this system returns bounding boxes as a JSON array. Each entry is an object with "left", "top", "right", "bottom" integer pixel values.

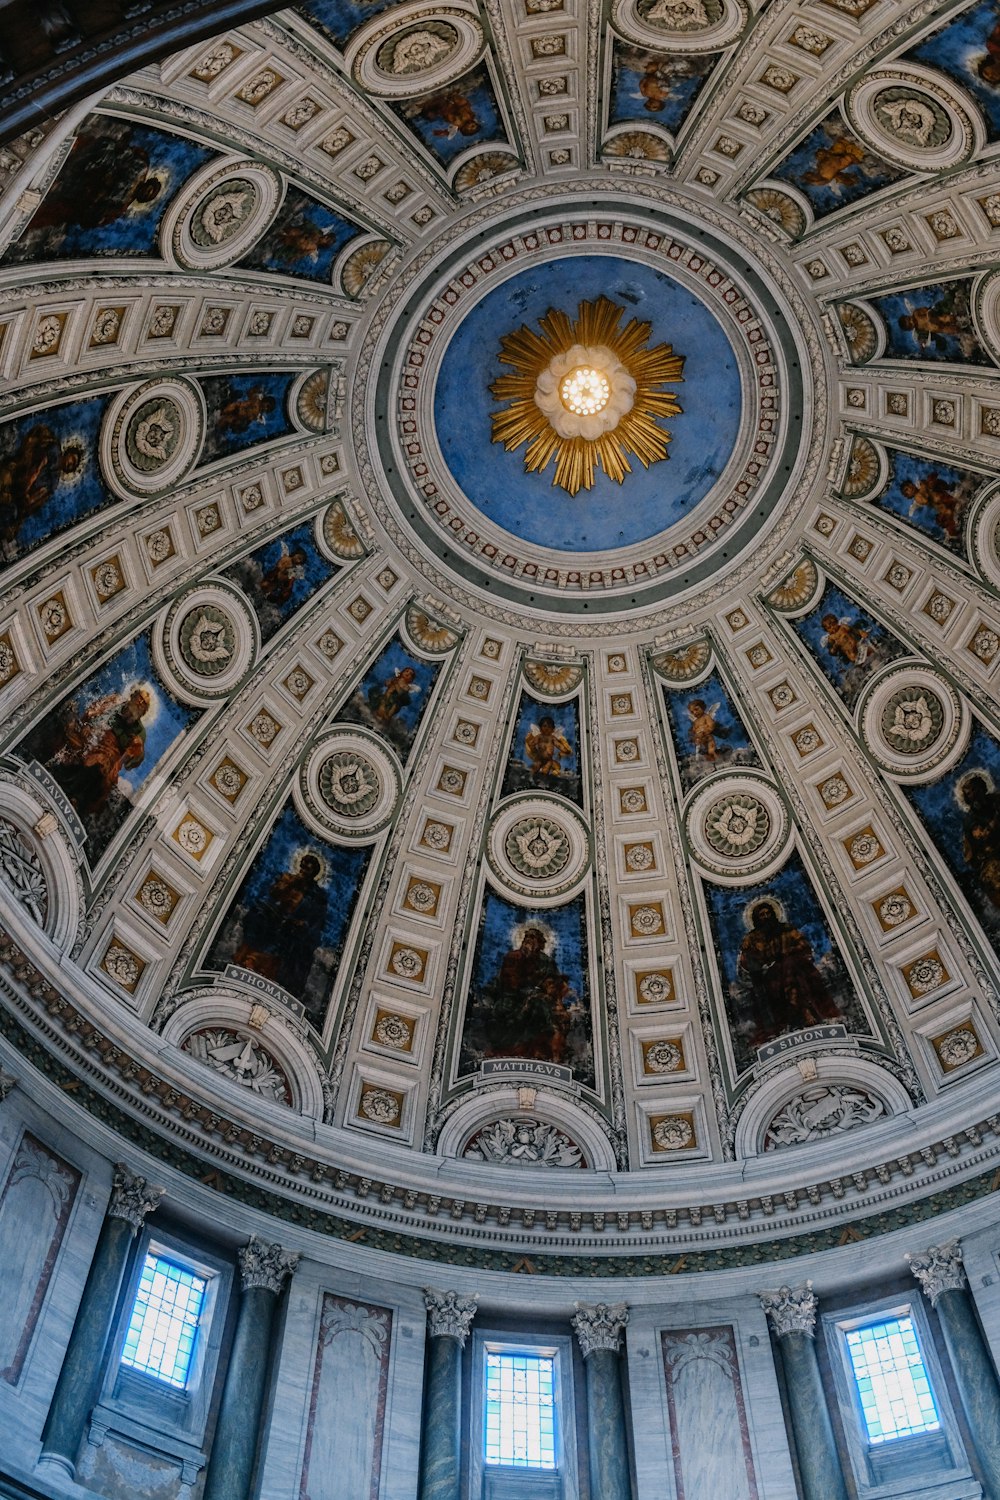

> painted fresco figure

[
  {"left": 485, "top": 926, "right": 563, "bottom": 1057},
  {"left": 28, "top": 127, "right": 163, "bottom": 234},
  {"left": 259, "top": 543, "right": 308, "bottom": 606},
  {"left": 233, "top": 851, "right": 327, "bottom": 997},
  {"left": 524, "top": 715, "right": 573, "bottom": 778},
  {"left": 46, "top": 687, "right": 151, "bottom": 817},
  {"left": 961, "top": 775, "right": 1000, "bottom": 911},
  {"left": 898, "top": 285, "right": 978, "bottom": 358},
  {"left": 978, "top": 17, "right": 1000, "bottom": 82},
  {"left": 821, "top": 613, "right": 877, "bottom": 669},
  {"left": 899, "top": 472, "right": 963, "bottom": 537},
  {"left": 218, "top": 385, "right": 276, "bottom": 435},
  {"left": 368, "top": 665, "right": 418, "bottom": 724},
  {"left": 414, "top": 86, "right": 481, "bottom": 138},
  {"left": 737, "top": 902, "right": 840, "bottom": 1046},
  {"left": 0, "top": 424, "right": 84, "bottom": 550},
  {"left": 687, "top": 699, "right": 729, "bottom": 764},
  {"left": 802, "top": 132, "right": 867, "bottom": 188}
]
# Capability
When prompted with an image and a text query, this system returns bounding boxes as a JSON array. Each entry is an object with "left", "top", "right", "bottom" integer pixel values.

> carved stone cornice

[
  {"left": 423, "top": 1288, "right": 478, "bottom": 1345},
  {"left": 107, "top": 1163, "right": 165, "bottom": 1233},
  {"left": 237, "top": 1235, "right": 299, "bottom": 1295},
  {"left": 906, "top": 1239, "right": 966, "bottom": 1307},
  {"left": 0, "top": 1066, "right": 18, "bottom": 1102},
  {"left": 572, "top": 1301, "right": 629, "bottom": 1358},
  {"left": 758, "top": 1282, "right": 818, "bottom": 1338}
]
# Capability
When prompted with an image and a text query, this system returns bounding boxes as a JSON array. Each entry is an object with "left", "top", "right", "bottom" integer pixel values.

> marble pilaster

[
  {"left": 572, "top": 1302, "right": 631, "bottom": 1500},
  {"left": 758, "top": 1282, "right": 848, "bottom": 1500},
  {"left": 908, "top": 1240, "right": 1000, "bottom": 1500},
  {"left": 39, "top": 1163, "right": 163, "bottom": 1478},
  {"left": 201, "top": 1236, "right": 298, "bottom": 1500}
]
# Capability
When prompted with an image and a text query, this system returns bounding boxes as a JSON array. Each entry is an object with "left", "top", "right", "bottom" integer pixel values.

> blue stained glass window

[
  {"left": 120, "top": 1253, "right": 207, "bottom": 1389},
  {"left": 845, "top": 1315, "right": 940, "bottom": 1445},
  {"left": 484, "top": 1351, "right": 557, "bottom": 1469}
]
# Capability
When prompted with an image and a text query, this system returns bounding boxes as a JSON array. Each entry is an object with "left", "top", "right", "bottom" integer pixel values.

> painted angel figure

[
  {"left": 820, "top": 613, "right": 876, "bottom": 669},
  {"left": 524, "top": 715, "right": 573, "bottom": 776}
]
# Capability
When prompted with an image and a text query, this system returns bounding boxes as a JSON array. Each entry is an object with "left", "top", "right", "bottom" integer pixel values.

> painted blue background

[
  {"left": 663, "top": 670, "right": 759, "bottom": 794},
  {"left": 199, "top": 373, "right": 297, "bottom": 465},
  {"left": 393, "top": 67, "right": 506, "bottom": 167},
  {"left": 871, "top": 447, "right": 983, "bottom": 558},
  {"left": 908, "top": 0, "right": 1000, "bottom": 140},
  {"left": 339, "top": 633, "right": 441, "bottom": 763},
  {"left": 209, "top": 800, "right": 372, "bottom": 1025},
  {"left": 2, "top": 115, "right": 213, "bottom": 265},
  {"left": 19, "top": 633, "right": 195, "bottom": 863},
  {"left": 237, "top": 187, "right": 360, "bottom": 286},
  {"left": 459, "top": 889, "right": 595, "bottom": 1088},
  {"left": 705, "top": 852, "right": 864, "bottom": 1071},
  {"left": 609, "top": 44, "right": 716, "bottom": 134},
  {"left": 870, "top": 280, "right": 990, "bottom": 366},
  {"left": 792, "top": 582, "right": 907, "bottom": 709},
  {"left": 298, "top": 0, "right": 408, "bottom": 49},
  {"left": 223, "top": 518, "right": 339, "bottom": 644},
  {"left": 0, "top": 395, "right": 110, "bottom": 564},
  {"left": 501, "top": 689, "right": 583, "bottom": 805},
  {"left": 435, "top": 256, "right": 741, "bottom": 551},
  {"left": 909, "top": 726, "right": 1000, "bottom": 949},
  {"left": 772, "top": 110, "right": 904, "bottom": 218}
]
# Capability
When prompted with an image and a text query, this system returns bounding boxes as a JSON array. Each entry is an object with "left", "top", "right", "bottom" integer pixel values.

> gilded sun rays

[{"left": 489, "top": 295, "right": 685, "bottom": 496}]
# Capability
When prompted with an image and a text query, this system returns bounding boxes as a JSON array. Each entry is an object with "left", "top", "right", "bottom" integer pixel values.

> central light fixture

[
  {"left": 559, "top": 366, "right": 610, "bottom": 416},
  {"left": 490, "top": 296, "right": 684, "bottom": 495}
]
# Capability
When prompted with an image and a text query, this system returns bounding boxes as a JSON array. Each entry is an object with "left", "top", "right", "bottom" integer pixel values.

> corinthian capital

[
  {"left": 571, "top": 1301, "right": 629, "bottom": 1358},
  {"left": 906, "top": 1240, "right": 966, "bottom": 1306},
  {"left": 758, "top": 1282, "right": 817, "bottom": 1338},
  {"left": 107, "top": 1163, "right": 165, "bottom": 1233},
  {"left": 423, "top": 1288, "right": 478, "bottom": 1345},
  {"left": 237, "top": 1235, "right": 299, "bottom": 1294}
]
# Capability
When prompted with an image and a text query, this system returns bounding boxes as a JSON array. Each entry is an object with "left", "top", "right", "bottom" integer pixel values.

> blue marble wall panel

[{"left": 662, "top": 1326, "right": 759, "bottom": 1499}]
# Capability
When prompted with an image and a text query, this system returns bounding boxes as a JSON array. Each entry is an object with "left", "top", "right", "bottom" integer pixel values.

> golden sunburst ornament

[{"left": 489, "top": 295, "right": 685, "bottom": 496}]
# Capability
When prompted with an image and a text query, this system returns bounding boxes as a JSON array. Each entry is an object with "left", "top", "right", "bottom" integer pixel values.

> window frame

[
  {"left": 469, "top": 1329, "right": 579, "bottom": 1500},
  {"left": 90, "top": 1227, "right": 233, "bottom": 1459},
  {"left": 822, "top": 1291, "right": 979, "bottom": 1500}
]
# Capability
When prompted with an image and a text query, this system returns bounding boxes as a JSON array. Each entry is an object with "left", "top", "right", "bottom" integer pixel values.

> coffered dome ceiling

[{"left": 2, "top": 0, "right": 1000, "bottom": 1275}]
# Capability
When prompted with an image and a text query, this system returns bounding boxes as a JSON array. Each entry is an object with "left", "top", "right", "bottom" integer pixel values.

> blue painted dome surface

[{"left": 433, "top": 254, "right": 743, "bottom": 552}]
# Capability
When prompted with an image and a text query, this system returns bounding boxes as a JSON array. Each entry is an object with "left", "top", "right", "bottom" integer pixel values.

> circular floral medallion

[
  {"left": 704, "top": 791, "right": 771, "bottom": 858},
  {"left": 157, "top": 583, "right": 258, "bottom": 704},
  {"left": 846, "top": 65, "right": 980, "bottom": 174},
  {"left": 861, "top": 667, "right": 966, "bottom": 781},
  {"left": 351, "top": 7, "right": 484, "bottom": 97},
  {"left": 374, "top": 1012, "right": 413, "bottom": 1049},
  {"left": 613, "top": 0, "right": 746, "bottom": 51},
  {"left": 298, "top": 730, "right": 402, "bottom": 840},
  {"left": 687, "top": 776, "right": 789, "bottom": 880},
  {"left": 360, "top": 1087, "right": 401, "bottom": 1124},
  {"left": 162, "top": 159, "right": 281, "bottom": 270},
  {"left": 652, "top": 1115, "right": 694, "bottom": 1150},
  {"left": 880, "top": 687, "right": 945, "bottom": 755},
  {"left": 487, "top": 796, "right": 590, "bottom": 901},
  {"left": 936, "top": 1025, "right": 981, "bottom": 1069},
  {"left": 104, "top": 377, "right": 204, "bottom": 500},
  {"left": 644, "top": 1039, "right": 682, "bottom": 1073}
]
